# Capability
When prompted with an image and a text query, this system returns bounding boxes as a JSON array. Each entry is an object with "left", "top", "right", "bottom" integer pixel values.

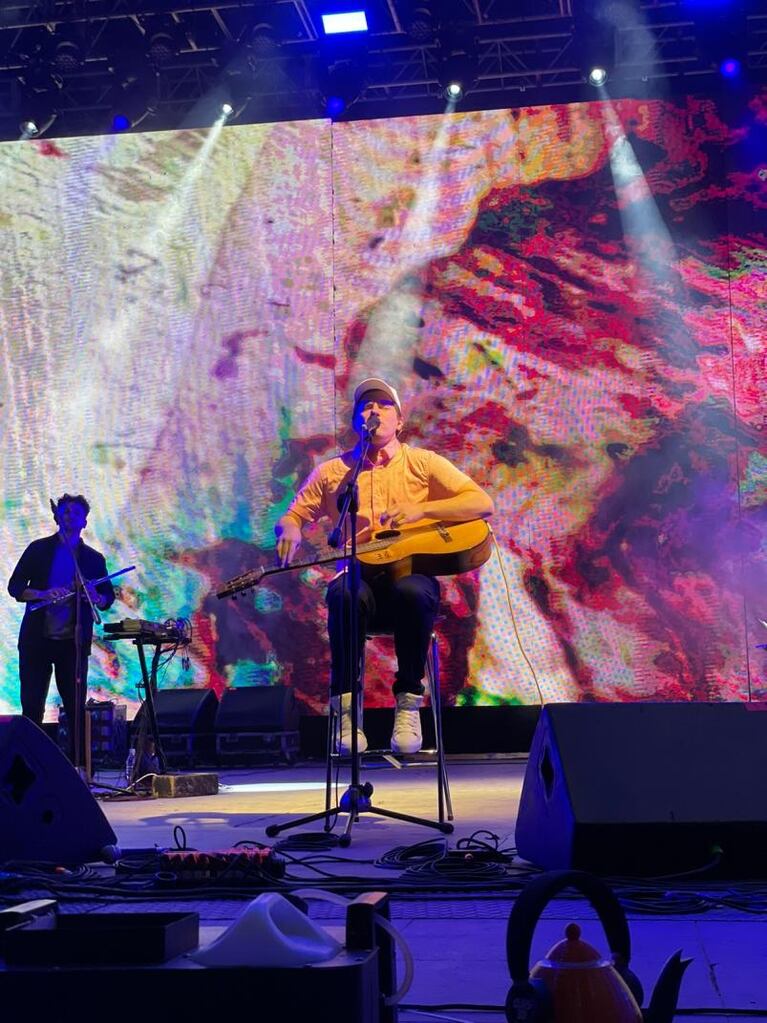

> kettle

[{"left": 505, "top": 870, "right": 691, "bottom": 1023}]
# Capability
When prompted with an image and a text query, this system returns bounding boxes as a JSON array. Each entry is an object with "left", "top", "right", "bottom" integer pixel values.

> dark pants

[
  {"left": 19, "top": 638, "right": 89, "bottom": 762},
  {"left": 326, "top": 571, "right": 440, "bottom": 697}
]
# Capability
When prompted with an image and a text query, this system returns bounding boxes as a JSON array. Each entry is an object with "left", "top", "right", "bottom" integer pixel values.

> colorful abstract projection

[{"left": 0, "top": 91, "right": 765, "bottom": 718}]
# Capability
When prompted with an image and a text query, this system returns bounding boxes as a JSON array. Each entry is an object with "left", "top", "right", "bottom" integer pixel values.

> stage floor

[{"left": 21, "top": 760, "right": 767, "bottom": 1020}]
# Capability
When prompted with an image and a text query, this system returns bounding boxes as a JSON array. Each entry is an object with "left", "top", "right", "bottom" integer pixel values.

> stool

[{"left": 326, "top": 631, "right": 454, "bottom": 825}]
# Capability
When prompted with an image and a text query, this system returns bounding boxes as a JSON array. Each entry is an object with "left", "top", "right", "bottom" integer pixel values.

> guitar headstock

[
  {"left": 216, "top": 567, "right": 264, "bottom": 599},
  {"left": 217, "top": 546, "right": 348, "bottom": 600}
]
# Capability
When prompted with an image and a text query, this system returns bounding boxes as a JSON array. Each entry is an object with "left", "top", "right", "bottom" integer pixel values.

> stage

[{"left": 5, "top": 757, "right": 760, "bottom": 1023}]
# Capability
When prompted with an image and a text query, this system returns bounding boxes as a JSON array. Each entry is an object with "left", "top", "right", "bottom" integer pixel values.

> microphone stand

[
  {"left": 265, "top": 421, "right": 453, "bottom": 847},
  {"left": 61, "top": 529, "right": 100, "bottom": 779},
  {"left": 325, "top": 424, "right": 371, "bottom": 846}
]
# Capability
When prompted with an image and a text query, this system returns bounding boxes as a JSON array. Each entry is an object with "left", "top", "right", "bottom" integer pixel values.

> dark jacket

[{"left": 8, "top": 534, "right": 116, "bottom": 652}]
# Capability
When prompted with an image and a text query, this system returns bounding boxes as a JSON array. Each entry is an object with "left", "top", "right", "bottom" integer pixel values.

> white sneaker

[
  {"left": 391, "top": 692, "right": 423, "bottom": 754},
  {"left": 331, "top": 693, "right": 368, "bottom": 755}
]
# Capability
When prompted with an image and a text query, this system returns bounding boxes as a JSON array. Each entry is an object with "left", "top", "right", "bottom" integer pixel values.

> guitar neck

[{"left": 261, "top": 549, "right": 345, "bottom": 582}]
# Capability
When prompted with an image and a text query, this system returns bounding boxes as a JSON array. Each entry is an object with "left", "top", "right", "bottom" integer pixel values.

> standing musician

[
  {"left": 275, "top": 378, "right": 494, "bottom": 755},
  {"left": 7, "top": 493, "right": 115, "bottom": 761}
]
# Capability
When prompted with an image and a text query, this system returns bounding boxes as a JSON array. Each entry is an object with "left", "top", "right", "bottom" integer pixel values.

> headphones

[{"left": 505, "top": 870, "right": 644, "bottom": 1023}]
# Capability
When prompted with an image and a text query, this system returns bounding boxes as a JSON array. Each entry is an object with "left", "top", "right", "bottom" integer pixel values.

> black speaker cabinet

[
  {"left": 0, "top": 716, "right": 117, "bottom": 865},
  {"left": 215, "top": 686, "right": 299, "bottom": 732},
  {"left": 134, "top": 689, "right": 219, "bottom": 766},
  {"left": 151, "top": 689, "right": 220, "bottom": 731},
  {"left": 515, "top": 702, "right": 767, "bottom": 876},
  {"left": 215, "top": 686, "right": 300, "bottom": 764}
]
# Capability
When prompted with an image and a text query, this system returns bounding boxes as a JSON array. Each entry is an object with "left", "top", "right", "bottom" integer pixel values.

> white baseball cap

[{"left": 352, "top": 378, "right": 402, "bottom": 414}]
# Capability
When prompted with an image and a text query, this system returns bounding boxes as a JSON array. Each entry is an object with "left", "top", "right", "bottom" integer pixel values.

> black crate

[
  {"left": 4, "top": 912, "right": 199, "bottom": 966},
  {"left": 58, "top": 702, "right": 128, "bottom": 767}
]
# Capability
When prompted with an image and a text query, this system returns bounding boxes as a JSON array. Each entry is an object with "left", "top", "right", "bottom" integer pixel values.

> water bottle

[{"left": 125, "top": 746, "right": 137, "bottom": 784}]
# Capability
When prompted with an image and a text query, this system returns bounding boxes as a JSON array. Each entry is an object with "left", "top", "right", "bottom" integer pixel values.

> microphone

[{"left": 362, "top": 413, "right": 381, "bottom": 435}]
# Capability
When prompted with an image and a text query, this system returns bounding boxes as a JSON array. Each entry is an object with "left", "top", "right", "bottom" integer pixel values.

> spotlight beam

[
  {"left": 602, "top": 98, "right": 683, "bottom": 309},
  {"left": 352, "top": 112, "right": 457, "bottom": 382}
]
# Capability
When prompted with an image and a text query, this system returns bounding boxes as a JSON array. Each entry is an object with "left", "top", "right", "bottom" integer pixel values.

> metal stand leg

[
  {"left": 426, "top": 633, "right": 453, "bottom": 823},
  {"left": 133, "top": 640, "right": 168, "bottom": 780},
  {"left": 324, "top": 693, "right": 335, "bottom": 827},
  {"left": 84, "top": 708, "right": 92, "bottom": 785}
]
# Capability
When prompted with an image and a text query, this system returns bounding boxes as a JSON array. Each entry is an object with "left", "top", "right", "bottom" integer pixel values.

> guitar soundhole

[{"left": 375, "top": 529, "right": 400, "bottom": 539}]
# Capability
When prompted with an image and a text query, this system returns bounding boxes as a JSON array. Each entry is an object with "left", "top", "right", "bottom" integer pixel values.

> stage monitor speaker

[
  {"left": 214, "top": 685, "right": 299, "bottom": 733},
  {"left": 515, "top": 702, "right": 767, "bottom": 876},
  {"left": 0, "top": 716, "right": 118, "bottom": 865}
]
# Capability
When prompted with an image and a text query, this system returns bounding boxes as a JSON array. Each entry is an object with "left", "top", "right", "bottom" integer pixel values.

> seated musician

[
  {"left": 275, "top": 378, "right": 494, "bottom": 754},
  {"left": 7, "top": 494, "right": 115, "bottom": 761}
]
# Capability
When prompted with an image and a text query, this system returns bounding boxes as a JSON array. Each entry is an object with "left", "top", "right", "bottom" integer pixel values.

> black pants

[
  {"left": 19, "top": 637, "right": 89, "bottom": 762},
  {"left": 326, "top": 571, "right": 440, "bottom": 697}
]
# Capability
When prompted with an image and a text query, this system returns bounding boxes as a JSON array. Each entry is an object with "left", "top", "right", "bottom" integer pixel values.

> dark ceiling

[{"left": 0, "top": 1, "right": 764, "bottom": 139}]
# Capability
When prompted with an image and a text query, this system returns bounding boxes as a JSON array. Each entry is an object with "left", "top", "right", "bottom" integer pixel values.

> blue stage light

[
  {"left": 321, "top": 11, "right": 368, "bottom": 34},
  {"left": 112, "top": 114, "right": 131, "bottom": 132},
  {"left": 720, "top": 57, "right": 741, "bottom": 78},
  {"left": 326, "top": 95, "right": 346, "bottom": 118}
]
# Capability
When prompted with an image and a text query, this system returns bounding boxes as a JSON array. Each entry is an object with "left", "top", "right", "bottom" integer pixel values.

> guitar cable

[{"left": 489, "top": 531, "right": 545, "bottom": 707}]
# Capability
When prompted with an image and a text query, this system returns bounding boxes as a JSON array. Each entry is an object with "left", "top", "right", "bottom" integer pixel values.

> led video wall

[{"left": 0, "top": 91, "right": 765, "bottom": 717}]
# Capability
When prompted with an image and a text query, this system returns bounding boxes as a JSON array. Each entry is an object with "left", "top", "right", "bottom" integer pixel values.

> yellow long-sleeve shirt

[{"left": 282, "top": 442, "right": 485, "bottom": 543}]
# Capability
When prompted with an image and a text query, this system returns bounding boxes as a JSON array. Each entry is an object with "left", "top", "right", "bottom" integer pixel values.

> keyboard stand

[{"left": 133, "top": 638, "right": 169, "bottom": 778}]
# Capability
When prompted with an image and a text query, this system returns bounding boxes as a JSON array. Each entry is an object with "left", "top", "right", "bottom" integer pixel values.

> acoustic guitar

[{"left": 216, "top": 519, "right": 493, "bottom": 599}]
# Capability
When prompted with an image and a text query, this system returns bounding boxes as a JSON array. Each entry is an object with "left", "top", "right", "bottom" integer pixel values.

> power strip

[{"left": 159, "top": 847, "right": 286, "bottom": 882}]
